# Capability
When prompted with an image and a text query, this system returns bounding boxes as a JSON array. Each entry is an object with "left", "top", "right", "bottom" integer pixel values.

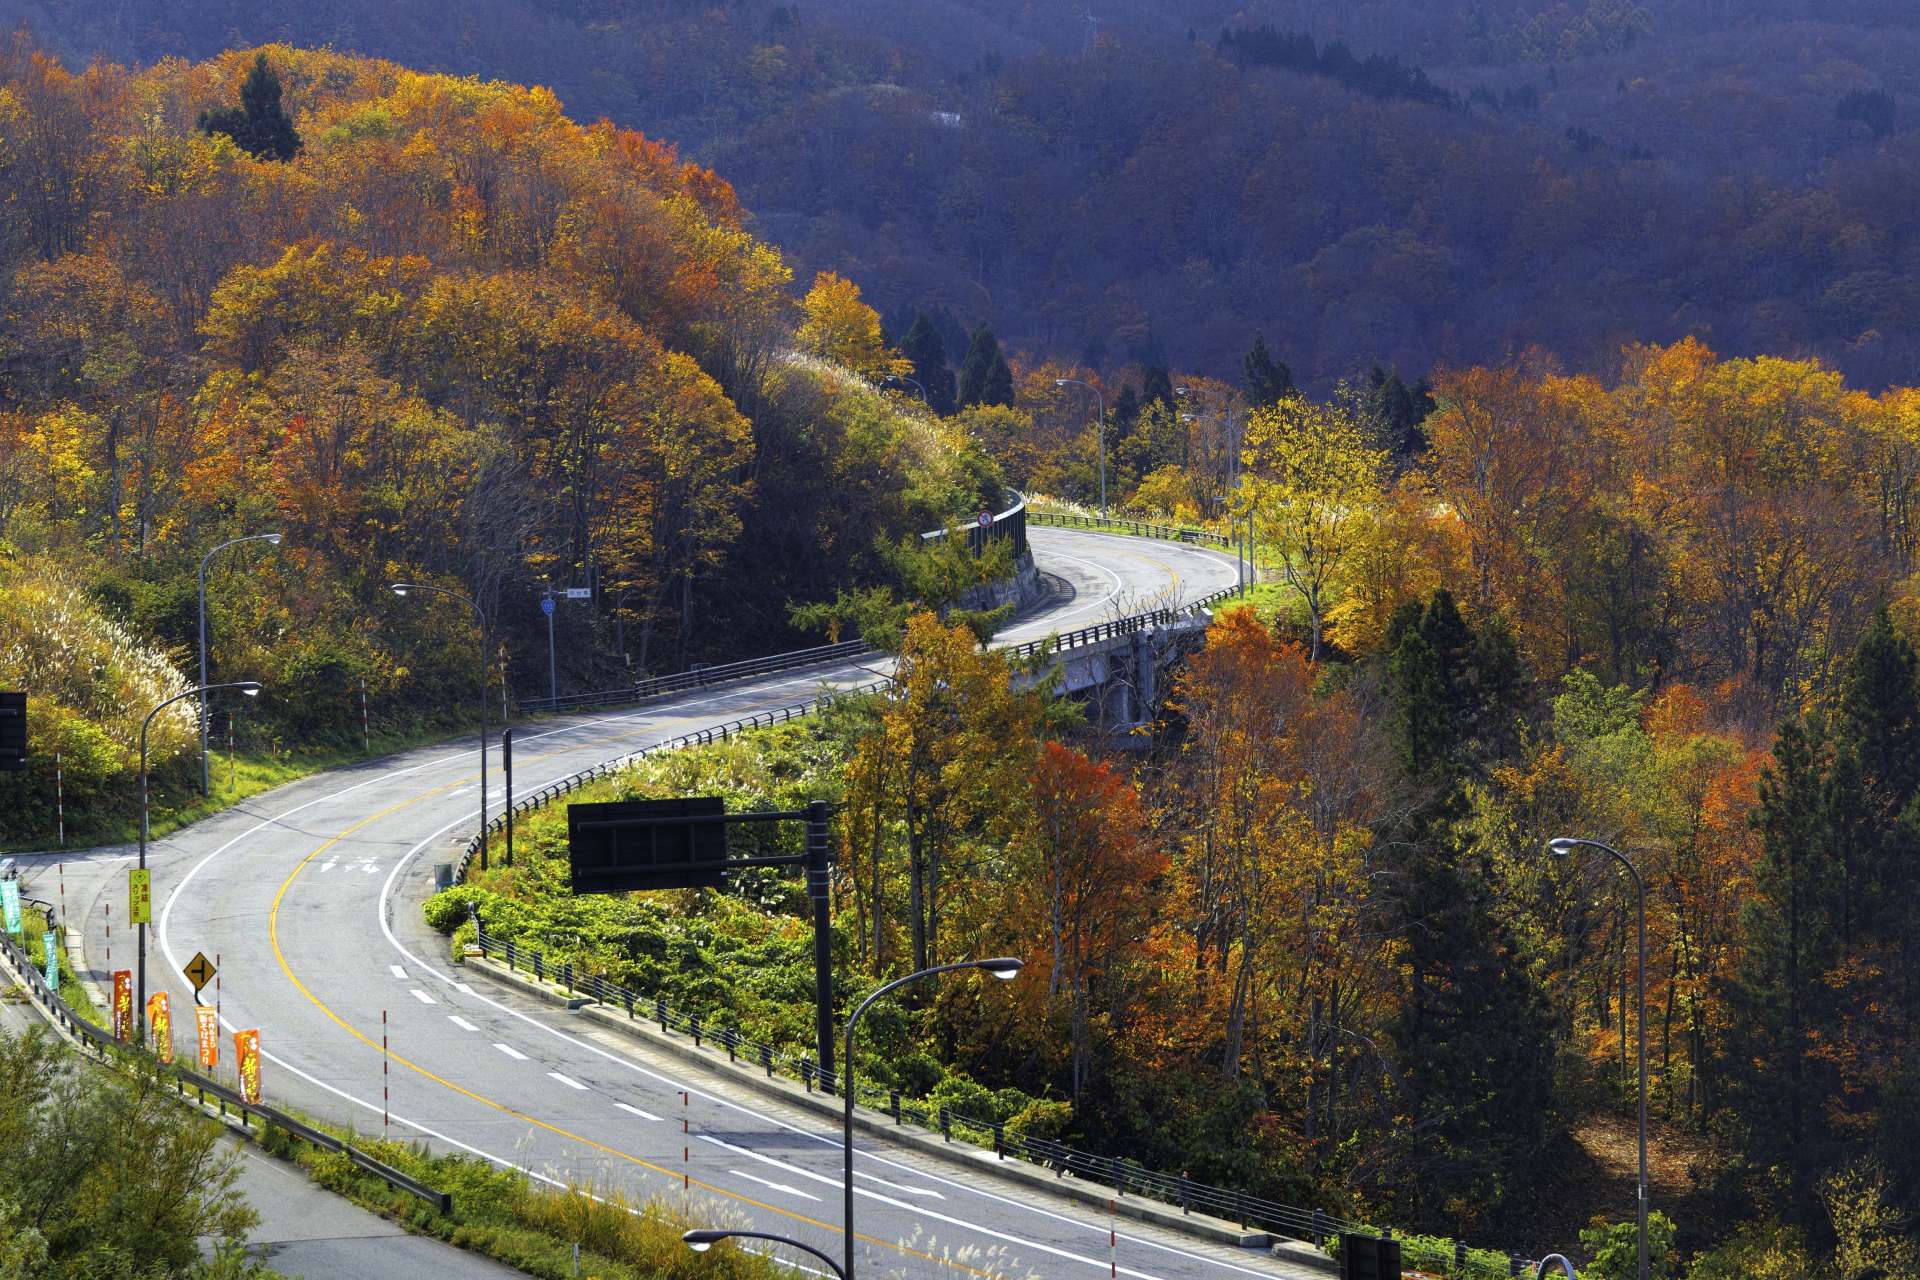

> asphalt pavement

[{"left": 22, "top": 529, "right": 1305, "bottom": 1280}]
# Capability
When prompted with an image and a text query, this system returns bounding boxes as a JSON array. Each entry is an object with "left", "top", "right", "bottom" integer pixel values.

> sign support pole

[
  {"left": 503, "top": 728, "right": 515, "bottom": 868},
  {"left": 807, "top": 800, "right": 835, "bottom": 1093}
]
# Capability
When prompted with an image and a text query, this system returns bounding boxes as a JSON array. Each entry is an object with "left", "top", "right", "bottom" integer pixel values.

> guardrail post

[
  {"left": 622, "top": 989, "right": 634, "bottom": 1019},
  {"left": 1312, "top": 1208, "right": 1325, "bottom": 1243},
  {"left": 533, "top": 951, "right": 544, "bottom": 983},
  {"left": 889, "top": 1090, "right": 901, "bottom": 1124},
  {"left": 1457, "top": 1241, "right": 1468, "bottom": 1270},
  {"left": 690, "top": 1014, "right": 702, "bottom": 1047},
  {"left": 561, "top": 962, "right": 572, "bottom": 995},
  {"left": 992, "top": 1122, "right": 1004, "bottom": 1158},
  {"left": 1509, "top": 1257, "right": 1523, "bottom": 1276},
  {"left": 1110, "top": 1156, "right": 1123, "bottom": 1196},
  {"left": 505, "top": 939, "right": 517, "bottom": 970},
  {"left": 939, "top": 1106, "right": 951, "bottom": 1142},
  {"left": 761, "top": 1045, "right": 773, "bottom": 1077},
  {"left": 1181, "top": 1176, "right": 1192, "bottom": 1215},
  {"left": 655, "top": 996, "right": 667, "bottom": 1030},
  {"left": 801, "top": 1059, "right": 814, "bottom": 1092},
  {"left": 723, "top": 1028, "right": 737, "bottom": 1062}
]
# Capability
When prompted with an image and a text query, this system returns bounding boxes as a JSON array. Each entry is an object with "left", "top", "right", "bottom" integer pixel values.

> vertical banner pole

[
  {"left": 360, "top": 676, "right": 370, "bottom": 755},
  {"left": 55, "top": 752, "right": 63, "bottom": 847}
]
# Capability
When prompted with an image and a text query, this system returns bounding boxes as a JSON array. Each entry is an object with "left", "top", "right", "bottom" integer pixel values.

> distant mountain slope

[{"left": 7, "top": 0, "right": 1920, "bottom": 385}]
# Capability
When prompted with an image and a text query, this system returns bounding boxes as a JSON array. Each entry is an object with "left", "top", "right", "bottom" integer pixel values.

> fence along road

[{"left": 56, "top": 526, "right": 1295, "bottom": 1280}]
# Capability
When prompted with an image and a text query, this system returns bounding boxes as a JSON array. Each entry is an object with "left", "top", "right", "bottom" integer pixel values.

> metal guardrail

[
  {"left": 1008, "top": 586, "right": 1240, "bottom": 662},
  {"left": 0, "top": 903, "right": 452, "bottom": 1216},
  {"left": 521, "top": 640, "right": 874, "bottom": 714},
  {"left": 458, "top": 682, "right": 888, "bottom": 877},
  {"left": 923, "top": 493, "right": 1029, "bottom": 559},
  {"left": 1029, "top": 509, "right": 1231, "bottom": 548},
  {"left": 470, "top": 923, "right": 1363, "bottom": 1249}
]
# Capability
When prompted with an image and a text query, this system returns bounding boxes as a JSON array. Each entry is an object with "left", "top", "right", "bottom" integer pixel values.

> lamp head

[
  {"left": 390, "top": 583, "right": 411, "bottom": 597},
  {"left": 1054, "top": 378, "right": 1069, "bottom": 388},
  {"left": 683, "top": 1230, "right": 726, "bottom": 1253},
  {"left": 237, "top": 682, "right": 262, "bottom": 697},
  {"left": 1547, "top": 837, "right": 1582, "bottom": 857},
  {"left": 980, "top": 957, "right": 1024, "bottom": 981},
  {"left": 264, "top": 533, "right": 283, "bottom": 546}
]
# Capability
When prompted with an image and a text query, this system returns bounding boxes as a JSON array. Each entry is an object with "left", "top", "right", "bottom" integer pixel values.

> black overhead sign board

[{"left": 568, "top": 796, "right": 728, "bottom": 893}]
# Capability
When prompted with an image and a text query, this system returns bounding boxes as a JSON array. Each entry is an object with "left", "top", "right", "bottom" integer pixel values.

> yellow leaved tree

[{"left": 1239, "top": 394, "right": 1386, "bottom": 661}]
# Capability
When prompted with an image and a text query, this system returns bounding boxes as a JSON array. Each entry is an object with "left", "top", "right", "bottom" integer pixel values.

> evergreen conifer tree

[
  {"left": 957, "top": 324, "right": 1012, "bottom": 408},
  {"left": 1379, "top": 590, "right": 1556, "bottom": 1231},
  {"left": 1140, "top": 366, "right": 1176, "bottom": 414},
  {"left": 198, "top": 53, "right": 302, "bottom": 161},
  {"left": 1243, "top": 334, "right": 1295, "bottom": 407},
  {"left": 900, "top": 311, "right": 957, "bottom": 414}
]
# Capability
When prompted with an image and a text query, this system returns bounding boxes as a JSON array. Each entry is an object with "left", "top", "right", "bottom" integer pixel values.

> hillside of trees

[
  {"left": 8, "top": 1, "right": 1920, "bottom": 387},
  {"left": 0, "top": 38, "right": 997, "bottom": 835}
]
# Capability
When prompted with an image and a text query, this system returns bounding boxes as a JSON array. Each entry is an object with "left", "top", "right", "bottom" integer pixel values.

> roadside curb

[{"left": 462, "top": 952, "right": 1333, "bottom": 1270}]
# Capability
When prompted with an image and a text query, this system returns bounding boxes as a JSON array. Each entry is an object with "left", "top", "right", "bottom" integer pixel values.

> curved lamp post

[
  {"left": 843, "top": 957, "right": 1022, "bottom": 1280},
  {"left": 1549, "top": 835, "right": 1648, "bottom": 1280},
  {"left": 142, "top": 681, "right": 260, "bottom": 1031},
  {"left": 885, "top": 374, "right": 928, "bottom": 405},
  {"left": 1535, "top": 1255, "right": 1579, "bottom": 1279},
  {"left": 685, "top": 1229, "right": 846, "bottom": 1280},
  {"left": 1054, "top": 377, "right": 1107, "bottom": 521},
  {"left": 391, "top": 583, "right": 491, "bottom": 853},
  {"left": 198, "top": 533, "right": 281, "bottom": 794}
]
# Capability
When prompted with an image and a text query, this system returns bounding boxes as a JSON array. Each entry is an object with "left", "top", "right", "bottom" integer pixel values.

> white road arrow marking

[{"left": 729, "top": 1169, "right": 820, "bottom": 1202}]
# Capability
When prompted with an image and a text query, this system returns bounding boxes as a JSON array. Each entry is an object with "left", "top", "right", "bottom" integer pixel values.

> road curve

[{"left": 52, "top": 529, "right": 1304, "bottom": 1280}]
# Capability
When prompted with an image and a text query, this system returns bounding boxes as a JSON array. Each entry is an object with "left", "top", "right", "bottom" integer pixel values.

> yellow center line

[{"left": 263, "top": 740, "right": 997, "bottom": 1277}]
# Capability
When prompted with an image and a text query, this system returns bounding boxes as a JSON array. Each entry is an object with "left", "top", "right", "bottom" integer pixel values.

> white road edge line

[{"left": 150, "top": 536, "right": 1267, "bottom": 1280}]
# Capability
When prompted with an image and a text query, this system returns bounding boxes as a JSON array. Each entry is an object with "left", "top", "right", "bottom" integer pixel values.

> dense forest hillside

[
  {"left": 8, "top": 1, "right": 1920, "bottom": 386},
  {"left": 0, "top": 38, "right": 996, "bottom": 834}
]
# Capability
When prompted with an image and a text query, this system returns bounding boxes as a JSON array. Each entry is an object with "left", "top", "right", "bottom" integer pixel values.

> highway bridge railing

[
  {"left": 1007, "top": 585, "right": 1240, "bottom": 662},
  {"left": 1028, "top": 508, "right": 1231, "bottom": 548},
  {"left": 0, "top": 903, "right": 453, "bottom": 1216},
  {"left": 520, "top": 640, "right": 874, "bottom": 714},
  {"left": 922, "top": 492, "right": 1028, "bottom": 558}
]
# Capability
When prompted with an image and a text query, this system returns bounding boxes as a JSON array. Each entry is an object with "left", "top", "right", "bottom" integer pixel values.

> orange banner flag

[
  {"left": 111, "top": 970, "right": 132, "bottom": 1042},
  {"left": 235, "top": 1029, "right": 261, "bottom": 1104},
  {"left": 196, "top": 1005, "right": 219, "bottom": 1069},
  {"left": 147, "top": 992, "right": 172, "bottom": 1065}
]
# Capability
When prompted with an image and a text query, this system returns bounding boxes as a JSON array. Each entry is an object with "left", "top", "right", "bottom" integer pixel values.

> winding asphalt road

[{"left": 26, "top": 528, "right": 1295, "bottom": 1280}]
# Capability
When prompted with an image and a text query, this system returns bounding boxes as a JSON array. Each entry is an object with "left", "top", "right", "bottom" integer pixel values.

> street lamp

[
  {"left": 1055, "top": 378, "right": 1107, "bottom": 521},
  {"left": 1549, "top": 835, "right": 1648, "bottom": 1280},
  {"left": 885, "top": 374, "right": 928, "bottom": 405},
  {"left": 391, "top": 582, "right": 492, "bottom": 855},
  {"left": 685, "top": 1229, "right": 846, "bottom": 1280},
  {"left": 198, "top": 533, "right": 281, "bottom": 794},
  {"left": 141, "top": 681, "right": 260, "bottom": 1032},
  {"left": 842, "top": 957, "right": 1022, "bottom": 1280}
]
